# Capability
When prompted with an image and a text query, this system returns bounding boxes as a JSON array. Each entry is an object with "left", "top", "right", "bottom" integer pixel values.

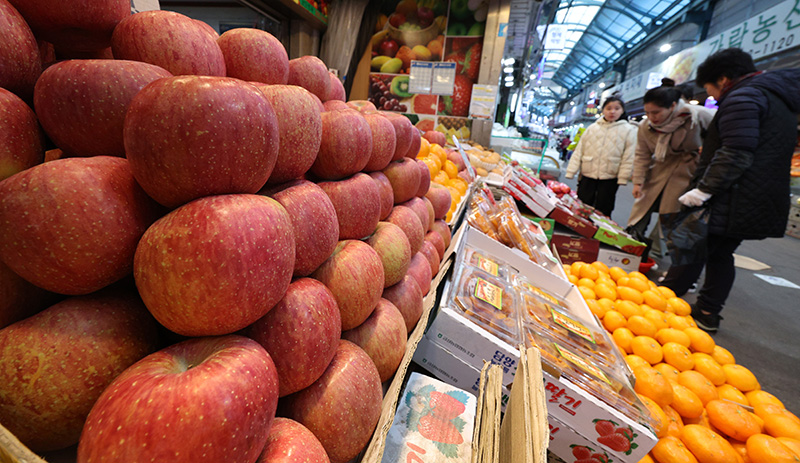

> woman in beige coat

[
  {"left": 565, "top": 96, "right": 637, "bottom": 216},
  {"left": 627, "top": 83, "right": 715, "bottom": 236}
]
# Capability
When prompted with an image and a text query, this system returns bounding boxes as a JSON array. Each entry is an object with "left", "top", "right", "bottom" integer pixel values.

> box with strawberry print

[{"left": 381, "top": 372, "right": 477, "bottom": 463}]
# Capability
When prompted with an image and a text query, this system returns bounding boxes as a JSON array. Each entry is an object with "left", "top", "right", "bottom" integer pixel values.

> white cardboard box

[{"left": 597, "top": 246, "right": 641, "bottom": 272}]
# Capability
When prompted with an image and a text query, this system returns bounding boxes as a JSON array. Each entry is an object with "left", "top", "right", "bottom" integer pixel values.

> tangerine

[
  {"left": 417, "top": 136, "right": 431, "bottom": 158},
  {"left": 758, "top": 407, "right": 800, "bottom": 440},
  {"left": 717, "top": 384, "right": 749, "bottom": 406},
  {"left": 706, "top": 399, "right": 762, "bottom": 442},
  {"left": 680, "top": 424, "right": 740, "bottom": 463},
  {"left": 723, "top": 364, "right": 760, "bottom": 392},
  {"left": 618, "top": 286, "right": 645, "bottom": 304},
  {"left": 626, "top": 354, "right": 652, "bottom": 371},
  {"left": 609, "top": 266, "right": 627, "bottom": 281},
  {"left": 578, "top": 277, "right": 596, "bottom": 289},
  {"left": 568, "top": 274, "right": 579, "bottom": 284},
  {"left": 643, "top": 290, "right": 668, "bottom": 311},
  {"left": 746, "top": 390, "right": 785, "bottom": 409},
  {"left": 632, "top": 335, "right": 664, "bottom": 365},
  {"left": 628, "top": 270, "right": 649, "bottom": 281},
  {"left": 578, "top": 285, "right": 597, "bottom": 300},
  {"left": 579, "top": 264, "right": 600, "bottom": 280},
  {"left": 617, "top": 299, "right": 644, "bottom": 318},
  {"left": 677, "top": 370, "right": 719, "bottom": 405},
  {"left": 591, "top": 261, "right": 610, "bottom": 273},
  {"left": 618, "top": 276, "right": 631, "bottom": 287},
  {"left": 654, "top": 363, "right": 681, "bottom": 383},
  {"left": 662, "top": 342, "right": 695, "bottom": 372},
  {"left": 667, "top": 297, "right": 692, "bottom": 316},
  {"left": 570, "top": 261, "right": 586, "bottom": 276},
  {"left": 634, "top": 366, "right": 674, "bottom": 407},
  {"left": 666, "top": 314, "right": 693, "bottom": 330},
  {"left": 664, "top": 404, "right": 686, "bottom": 437},
  {"left": 671, "top": 383, "right": 705, "bottom": 419},
  {"left": 596, "top": 298, "right": 616, "bottom": 317},
  {"left": 603, "top": 310, "right": 627, "bottom": 332},
  {"left": 623, "top": 277, "right": 651, "bottom": 293},
  {"left": 658, "top": 286, "right": 677, "bottom": 299},
  {"left": 443, "top": 159, "right": 458, "bottom": 178},
  {"left": 692, "top": 353, "right": 726, "bottom": 386},
  {"left": 651, "top": 435, "right": 699, "bottom": 463},
  {"left": 746, "top": 433, "right": 800, "bottom": 463},
  {"left": 644, "top": 309, "right": 670, "bottom": 331},
  {"left": 639, "top": 393, "right": 670, "bottom": 438},
  {"left": 710, "top": 345, "right": 735, "bottom": 365},
  {"left": 628, "top": 315, "right": 658, "bottom": 337},
  {"left": 594, "top": 283, "right": 617, "bottom": 300},
  {"left": 656, "top": 328, "right": 692, "bottom": 348},
  {"left": 684, "top": 327, "right": 716, "bottom": 354},
  {"left": 612, "top": 327, "right": 636, "bottom": 354},
  {"left": 777, "top": 437, "right": 800, "bottom": 459}
]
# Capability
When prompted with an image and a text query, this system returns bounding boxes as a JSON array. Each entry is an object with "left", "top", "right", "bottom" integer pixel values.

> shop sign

[
  {"left": 468, "top": 84, "right": 499, "bottom": 119},
  {"left": 543, "top": 24, "right": 569, "bottom": 50}
]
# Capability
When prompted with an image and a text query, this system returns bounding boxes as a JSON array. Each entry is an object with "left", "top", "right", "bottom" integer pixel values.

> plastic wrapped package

[
  {"left": 451, "top": 267, "right": 520, "bottom": 346},
  {"left": 462, "top": 246, "right": 510, "bottom": 280}
]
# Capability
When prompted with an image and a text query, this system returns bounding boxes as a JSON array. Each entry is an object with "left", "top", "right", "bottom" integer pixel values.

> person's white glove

[{"left": 679, "top": 188, "right": 712, "bottom": 207}]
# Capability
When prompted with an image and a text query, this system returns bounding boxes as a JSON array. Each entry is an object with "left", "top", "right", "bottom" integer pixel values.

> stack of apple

[{"left": 0, "top": 3, "right": 457, "bottom": 463}]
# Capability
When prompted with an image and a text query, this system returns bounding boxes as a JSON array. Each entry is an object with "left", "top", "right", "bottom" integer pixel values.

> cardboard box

[
  {"left": 549, "top": 206, "right": 599, "bottom": 239},
  {"left": 597, "top": 246, "right": 642, "bottom": 272},
  {"left": 593, "top": 227, "right": 646, "bottom": 256},
  {"left": 786, "top": 220, "right": 800, "bottom": 239},
  {"left": 548, "top": 415, "right": 615, "bottom": 463},
  {"left": 551, "top": 233, "right": 600, "bottom": 265},
  {"left": 526, "top": 216, "right": 555, "bottom": 242}
]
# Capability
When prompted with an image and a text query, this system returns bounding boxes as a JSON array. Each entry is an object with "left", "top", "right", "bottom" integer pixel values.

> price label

[
  {"left": 474, "top": 278, "right": 503, "bottom": 310},
  {"left": 555, "top": 343, "right": 610, "bottom": 385},
  {"left": 550, "top": 310, "right": 595, "bottom": 344},
  {"left": 475, "top": 256, "right": 499, "bottom": 276}
]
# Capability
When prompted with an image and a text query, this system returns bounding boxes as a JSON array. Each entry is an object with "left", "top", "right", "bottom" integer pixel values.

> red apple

[
  {"left": 124, "top": 76, "right": 279, "bottom": 208},
  {"left": 422, "top": 197, "right": 436, "bottom": 230},
  {"left": 400, "top": 197, "right": 431, "bottom": 232},
  {"left": 0, "top": 88, "right": 44, "bottom": 181},
  {"left": 268, "top": 180, "right": 338, "bottom": 277},
  {"left": 447, "top": 149, "right": 466, "bottom": 171},
  {"left": 254, "top": 84, "right": 322, "bottom": 184},
  {"left": 311, "top": 240, "right": 384, "bottom": 330},
  {"left": 0, "top": 289, "right": 159, "bottom": 452},
  {"left": 386, "top": 205, "right": 424, "bottom": 255},
  {"left": 112, "top": 10, "right": 226, "bottom": 76},
  {"left": 378, "top": 39, "right": 399, "bottom": 58},
  {"left": 416, "top": 159, "right": 431, "bottom": 197},
  {"left": 246, "top": 278, "right": 340, "bottom": 397},
  {"left": 362, "top": 112, "right": 396, "bottom": 172},
  {"left": 425, "top": 183, "right": 452, "bottom": 219},
  {"left": 218, "top": 28, "right": 288, "bottom": 84},
  {"left": 365, "top": 221, "right": 411, "bottom": 288},
  {"left": 37, "top": 39, "right": 56, "bottom": 69},
  {"left": 342, "top": 298, "right": 407, "bottom": 382},
  {"left": 0, "top": 157, "right": 162, "bottom": 295},
  {"left": 369, "top": 171, "right": 394, "bottom": 220},
  {"left": 288, "top": 56, "right": 331, "bottom": 102},
  {"left": 258, "top": 418, "right": 330, "bottom": 463},
  {"left": 383, "top": 158, "right": 420, "bottom": 204},
  {"left": 420, "top": 240, "right": 441, "bottom": 276},
  {"left": 0, "top": 0, "right": 42, "bottom": 102},
  {"left": 407, "top": 252, "right": 433, "bottom": 295},
  {"left": 424, "top": 231, "right": 446, "bottom": 262},
  {"left": 8, "top": 0, "right": 129, "bottom": 54},
  {"left": 194, "top": 19, "right": 219, "bottom": 40},
  {"left": 431, "top": 219, "right": 452, "bottom": 248},
  {"left": 78, "top": 335, "right": 279, "bottom": 463},
  {"left": 134, "top": 194, "right": 295, "bottom": 336},
  {"left": 323, "top": 99, "right": 348, "bottom": 111},
  {"left": 33, "top": 59, "right": 171, "bottom": 158},
  {"left": 406, "top": 127, "right": 421, "bottom": 158},
  {"left": 382, "top": 275, "right": 423, "bottom": 333},
  {"left": 416, "top": 7, "right": 434, "bottom": 28},
  {"left": 423, "top": 130, "right": 446, "bottom": 147},
  {"left": 318, "top": 173, "right": 380, "bottom": 240},
  {"left": 383, "top": 112, "right": 413, "bottom": 161},
  {"left": 55, "top": 46, "right": 114, "bottom": 59},
  {"left": 0, "top": 260, "right": 58, "bottom": 329},
  {"left": 327, "top": 72, "right": 345, "bottom": 101},
  {"left": 310, "top": 109, "right": 372, "bottom": 180},
  {"left": 281, "top": 340, "right": 382, "bottom": 463},
  {"left": 346, "top": 100, "right": 377, "bottom": 112}
]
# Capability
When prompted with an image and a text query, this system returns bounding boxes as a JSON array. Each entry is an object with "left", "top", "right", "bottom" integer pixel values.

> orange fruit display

[
  {"left": 670, "top": 383, "right": 705, "bottom": 419},
  {"left": 654, "top": 363, "right": 681, "bottom": 383},
  {"left": 651, "top": 435, "right": 699, "bottom": 463},
  {"left": 609, "top": 266, "right": 627, "bottom": 281},
  {"left": 680, "top": 424, "right": 740, "bottom": 463},
  {"left": 603, "top": 310, "right": 627, "bottom": 332},
  {"left": 628, "top": 315, "right": 658, "bottom": 337},
  {"left": 626, "top": 354, "right": 652, "bottom": 371},
  {"left": 706, "top": 399, "right": 762, "bottom": 442},
  {"left": 684, "top": 327, "right": 716, "bottom": 354},
  {"left": 710, "top": 345, "right": 735, "bottom": 365},
  {"left": 666, "top": 297, "right": 692, "bottom": 316},
  {"left": 663, "top": 404, "right": 685, "bottom": 438},
  {"left": 758, "top": 407, "right": 800, "bottom": 440},
  {"left": 692, "top": 353, "right": 726, "bottom": 386},
  {"left": 746, "top": 433, "right": 800, "bottom": 463},
  {"left": 618, "top": 285, "right": 645, "bottom": 304},
  {"left": 666, "top": 314, "right": 693, "bottom": 331},
  {"left": 631, "top": 335, "right": 664, "bottom": 365},
  {"left": 642, "top": 290, "right": 668, "bottom": 311},
  {"left": 612, "top": 327, "right": 635, "bottom": 354},
  {"left": 662, "top": 342, "right": 695, "bottom": 372},
  {"left": 656, "top": 328, "right": 692, "bottom": 348},
  {"left": 640, "top": 394, "right": 670, "bottom": 438},
  {"left": 644, "top": 309, "right": 670, "bottom": 331},
  {"left": 746, "top": 390, "right": 785, "bottom": 409},
  {"left": 594, "top": 283, "right": 617, "bottom": 300},
  {"left": 634, "top": 366, "right": 674, "bottom": 407},
  {"left": 657, "top": 286, "right": 677, "bottom": 299},
  {"left": 616, "top": 299, "right": 644, "bottom": 318},
  {"left": 722, "top": 364, "right": 760, "bottom": 392},
  {"left": 777, "top": 437, "right": 800, "bottom": 459}
]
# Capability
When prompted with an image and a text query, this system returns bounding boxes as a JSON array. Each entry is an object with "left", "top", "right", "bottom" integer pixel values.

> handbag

[{"left": 661, "top": 206, "right": 710, "bottom": 266}]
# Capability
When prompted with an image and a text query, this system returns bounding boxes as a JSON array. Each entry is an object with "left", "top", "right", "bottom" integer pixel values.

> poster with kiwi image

[{"left": 369, "top": 0, "right": 487, "bottom": 142}]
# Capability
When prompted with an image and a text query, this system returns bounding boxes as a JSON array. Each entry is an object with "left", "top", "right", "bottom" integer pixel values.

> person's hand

[
  {"left": 565, "top": 174, "right": 574, "bottom": 179},
  {"left": 679, "top": 188, "right": 712, "bottom": 207},
  {"left": 632, "top": 184, "right": 643, "bottom": 198}
]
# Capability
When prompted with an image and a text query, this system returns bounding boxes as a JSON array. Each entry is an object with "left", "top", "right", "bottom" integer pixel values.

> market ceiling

[{"left": 543, "top": 0, "right": 702, "bottom": 92}]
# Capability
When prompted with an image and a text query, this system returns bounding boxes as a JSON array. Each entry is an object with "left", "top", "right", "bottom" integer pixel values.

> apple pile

[{"left": 0, "top": 3, "right": 456, "bottom": 463}]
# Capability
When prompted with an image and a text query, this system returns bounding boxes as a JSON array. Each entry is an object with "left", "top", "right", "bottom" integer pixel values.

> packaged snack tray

[
  {"left": 451, "top": 267, "right": 520, "bottom": 346},
  {"left": 462, "top": 246, "right": 510, "bottom": 280}
]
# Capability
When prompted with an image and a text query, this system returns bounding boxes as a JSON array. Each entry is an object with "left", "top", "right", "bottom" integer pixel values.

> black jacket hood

[{"left": 747, "top": 69, "right": 800, "bottom": 113}]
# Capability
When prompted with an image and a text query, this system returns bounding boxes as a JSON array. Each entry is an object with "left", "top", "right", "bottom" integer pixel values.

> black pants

[
  {"left": 577, "top": 177, "right": 619, "bottom": 217},
  {"left": 660, "top": 234, "right": 743, "bottom": 315}
]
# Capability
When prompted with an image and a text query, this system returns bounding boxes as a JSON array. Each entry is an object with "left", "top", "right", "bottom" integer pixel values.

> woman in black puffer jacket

[{"left": 661, "top": 48, "right": 800, "bottom": 333}]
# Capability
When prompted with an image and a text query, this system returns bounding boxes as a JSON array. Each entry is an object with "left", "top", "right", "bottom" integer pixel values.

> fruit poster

[{"left": 369, "top": 0, "right": 488, "bottom": 141}]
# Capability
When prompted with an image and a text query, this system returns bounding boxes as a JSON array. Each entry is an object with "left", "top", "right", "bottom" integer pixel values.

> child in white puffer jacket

[{"left": 565, "top": 96, "right": 637, "bottom": 216}]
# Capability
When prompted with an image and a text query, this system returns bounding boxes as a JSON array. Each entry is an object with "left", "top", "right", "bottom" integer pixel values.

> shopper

[
  {"left": 559, "top": 136, "right": 571, "bottom": 161},
  {"left": 627, "top": 79, "right": 715, "bottom": 239},
  {"left": 660, "top": 48, "right": 800, "bottom": 332},
  {"left": 564, "top": 96, "right": 636, "bottom": 216}
]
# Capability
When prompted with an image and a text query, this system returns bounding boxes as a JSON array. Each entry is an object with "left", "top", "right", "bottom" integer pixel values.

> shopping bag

[{"left": 662, "top": 206, "right": 710, "bottom": 266}]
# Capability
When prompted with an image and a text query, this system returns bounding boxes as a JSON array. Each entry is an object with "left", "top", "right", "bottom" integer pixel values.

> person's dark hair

[
  {"left": 601, "top": 95, "right": 628, "bottom": 120},
  {"left": 643, "top": 78, "right": 682, "bottom": 108},
  {"left": 677, "top": 83, "right": 695, "bottom": 101},
  {"left": 695, "top": 47, "right": 757, "bottom": 87}
]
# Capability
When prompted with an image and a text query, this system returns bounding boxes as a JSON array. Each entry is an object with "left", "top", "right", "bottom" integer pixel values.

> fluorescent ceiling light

[
  {"left": 659, "top": 43, "right": 672, "bottom": 52},
  {"left": 689, "top": 99, "right": 699, "bottom": 105},
  {"left": 504, "top": 66, "right": 514, "bottom": 73},
  {"left": 505, "top": 75, "right": 514, "bottom": 81},
  {"left": 598, "top": 82, "right": 605, "bottom": 88},
  {"left": 505, "top": 81, "right": 514, "bottom": 87}
]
